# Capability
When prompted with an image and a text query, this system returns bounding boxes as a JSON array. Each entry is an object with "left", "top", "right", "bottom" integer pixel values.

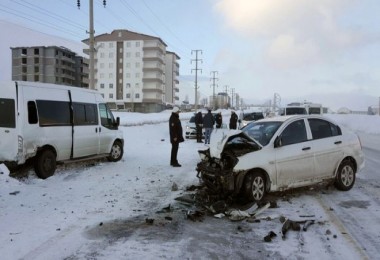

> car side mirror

[{"left": 274, "top": 136, "right": 282, "bottom": 148}]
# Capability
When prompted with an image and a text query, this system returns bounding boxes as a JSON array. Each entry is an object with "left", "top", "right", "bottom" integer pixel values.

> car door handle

[
  {"left": 334, "top": 141, "right": 342, "bottom": 145},
  {"left": 302, "top": 147, "right": 311, "bottom": 151}
]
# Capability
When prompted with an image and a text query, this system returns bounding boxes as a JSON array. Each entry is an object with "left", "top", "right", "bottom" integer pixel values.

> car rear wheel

[
  {"left": 34, "top": 149, "right": 56, "bottom": 179},
  {"left": 108, "top": 141, "right": 123, "bottom": 162},
  {"left": 244, "top": 172, "right": 266, "bottom": 202},
  {"left": 334, "top": 160, "right": 355, "bottom": 191}
]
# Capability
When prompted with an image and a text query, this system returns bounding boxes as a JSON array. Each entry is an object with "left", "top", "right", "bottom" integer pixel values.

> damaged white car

[{"left": 196, "top": 115, "right": 365, "bottom": 202}]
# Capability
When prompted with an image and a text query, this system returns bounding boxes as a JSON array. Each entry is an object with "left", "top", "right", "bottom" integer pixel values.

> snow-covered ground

[{"left": 1, "top": 111, "right": 380, "bottom": 260}]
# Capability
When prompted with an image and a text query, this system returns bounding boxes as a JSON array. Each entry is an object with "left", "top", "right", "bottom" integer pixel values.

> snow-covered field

[{"left": 1, "top": 111, "right": 380, "bottom": 259}]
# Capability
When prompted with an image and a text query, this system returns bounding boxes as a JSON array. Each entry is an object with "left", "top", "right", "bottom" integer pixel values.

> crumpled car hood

[{"left": 208, "top": 129, "right": 260, "bottom": 159}]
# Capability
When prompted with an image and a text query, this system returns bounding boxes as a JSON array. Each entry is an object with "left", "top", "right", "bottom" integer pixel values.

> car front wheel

[
  {"left": 108, "top": 141, "right": 123, "bottom": 162},
  {"left": 244, "top": 172, "right": 266, "bottom": 202},
  {"left": 334, "top": 160, "right": 356, "bottom": 191}
]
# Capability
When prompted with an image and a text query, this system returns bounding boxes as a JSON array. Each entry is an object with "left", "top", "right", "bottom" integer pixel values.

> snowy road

[{"left": 1, "top": 119, "right": 380, "bottom": 260}]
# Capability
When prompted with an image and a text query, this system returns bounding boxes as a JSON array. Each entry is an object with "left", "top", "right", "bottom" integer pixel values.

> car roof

[{"left": 258, "top": 114, "right": 327, "bottom": 123}]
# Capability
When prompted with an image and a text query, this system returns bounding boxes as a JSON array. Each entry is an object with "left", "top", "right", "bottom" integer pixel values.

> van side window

[
  {"left": 99, "top": 103, "right": 116, "bottom": 129},
  {"left": 27, "top": 101, "right": 38, "bottom": 124},
  {"left": 36, "top": 100, "right": 71, "bottom": 126},
  {"left": 0, "top": 98, "right": 16, "bottom": 128},
  {"left": 73, "top": 103, "right": 98, "bottom": 125}
]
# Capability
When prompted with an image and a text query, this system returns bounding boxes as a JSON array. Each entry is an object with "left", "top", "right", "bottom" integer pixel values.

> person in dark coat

[
  {"left": 169, "top": 107, "right": 184, "bottom": 167},
  {"left": 194, "top": 111, "right": 203, "bottom": 143},
  {"left": 215, "top": 111, "right": 222, "bottom": 129},
  {"left": 203, "top": 109, "right": 215, "bottom": 144},
  {"left": 229, "top": 110, "right": 238, "bottom": 129}
]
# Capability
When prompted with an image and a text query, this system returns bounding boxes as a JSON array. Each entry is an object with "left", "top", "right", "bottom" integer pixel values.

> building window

[
  {"left": 119, "top": 68, "right": 122, "bottom": 73},
  {"left": 34, "top": 48, "right": 39, "bottom": 55},
  {"left": 135, "top": 73, "right": 140, "bottom": 78},
  {"left": 126, "top": 42, "right": 131, "bottom": 47},
  {"left": 101, "top": 94, "right": 104, "bottom": 98},
  {"left": 126, "top": 93, "right": 130, "bottom": 98},
  {"left": 109, "top": 42, "right": 114, "bottom": 48},
  {"left": 109, "top": 73, "right": 113, "bottom": 78},
  {"left": 136, "top": 62, "right": 140, "bottom": 68},
  {"left": 126, "top": 63, "right": 130, "bottom": 68},
  {"left": 100, "top": 53, "right": 105, "bottom": 58},
  {"left": 126, "top": 52, "right": 131, "bottom": 58},
  {"left": 100, "top": 42, "right": 105, "bottom": 48},
  {"left": 34, "top": 75, "right": 39, "bottom": 81},
  {"left": 109, "top": 52, "right": 114, "bottom": 58},
  {"left": 100, "top": 63, "right": 105, "bottom": 69},
  {"left": 135, "top": 83, "right": 139, "bottom": 88},
  {"left": 109, "top": 83, "right": 113, "bottom": 88},
  {"left": 126, "top": 73, "right": 130, "bottom": 78},
  {"left": 34, "top": 66, "right": 39, "bottom": 73},
  {"left": 135, "top": 93, "right": 140, "bottom": 98},
  {"left": 126, "top": 83, "right": 130, "bottom": 88},
  {"left": 22, "top": 58, "right": 27, "bottom": 65},
  {"left": 109, "top": 63, "right": 113, "bottom": 68},
  {"left": 100, "top": 83, "right": 105, "bottom": 88},
  {"left": 135, "top": 52, "right": 140, "bottom": 58},
  {"left": 22, "top": 67, "right": 27, "bottom": 73},
  {"left": 22, "top": 49, "right": 27, "bottom": 55},
  {"left": 100, "top": 73, "right": 104, "bottom": 79},
  {"left": 34, "top": 58, "right": 39, "bottom": 64},
  {"left": 22, "top": 75, "right": 27, "bottom": 81},
  {"left": 135, "top": 41, "right": 140, "bottom": 47},
  {"left": 109, "top": 93, "right": 113, "bottom": 98}
]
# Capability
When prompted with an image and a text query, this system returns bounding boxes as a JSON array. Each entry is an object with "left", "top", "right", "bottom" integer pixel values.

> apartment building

[
  {"left": 83, "top": 29, "right": 180, "bottom": 113},
  {"left": 11, "top": 46, "right": 89, "bottom": 88},
  {"left": 165, "top": 51, "right": 180, "bottom": 105}
]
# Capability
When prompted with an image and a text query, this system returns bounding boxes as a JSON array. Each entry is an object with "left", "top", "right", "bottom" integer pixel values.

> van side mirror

[
  {"left": 116, "top": 117, "right": 120, "bottom": 126},
  {"left": 274, "top": 136, "right": 282, "bottom": 148}
]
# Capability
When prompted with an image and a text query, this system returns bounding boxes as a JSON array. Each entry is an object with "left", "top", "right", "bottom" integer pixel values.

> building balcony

[
  {"left": 142, "top": 87, "right": 163, "bottom": 94},
  {"left": 142, "top": 77, "right": 163, "bottom": 84}
]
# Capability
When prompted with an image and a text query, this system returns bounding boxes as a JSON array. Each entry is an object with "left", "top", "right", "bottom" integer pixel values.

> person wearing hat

[{"left": 169, "top": 106, "right": 184, "bottom": 167}]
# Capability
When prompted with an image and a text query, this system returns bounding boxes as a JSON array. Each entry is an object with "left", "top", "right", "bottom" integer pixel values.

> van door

[
  {"left": 72, "top": 95, "right": 100, "bottom": 157},
  {"left": 0, "top": 98, "right": 18, "bottom": 162},
  {"left": 98, "top": 103, "right": 117, "bottom": 154}
]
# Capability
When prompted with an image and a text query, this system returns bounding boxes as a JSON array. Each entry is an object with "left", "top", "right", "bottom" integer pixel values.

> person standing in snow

[
  {"left": 229, "top": 110, "right": 238, "bottom": 129},
  {"left": 169, "top": 107, "right": 184, "bottom": 167},
  {"left": 215, "top": 111, "right": 223, "bottom": 129},
  {"left": 203, "top": 109, "right": 215, "bottom": 144},
  {"left": 194, "top": 111, "right": 203, "bottom": 143}
]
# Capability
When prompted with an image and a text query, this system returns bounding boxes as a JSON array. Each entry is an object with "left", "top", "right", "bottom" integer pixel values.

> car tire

[
  {"left": 334, "top": 159, "right": 355, "bottom": 191},
  {"left": 244, "top": 172, "right": 266, "bottom": 202},
  {"left": 108, "top": 140, "right": 123, "bottom": 162},
  {"left": 34, "top": 149, "right": 56, "bottom": 179}
]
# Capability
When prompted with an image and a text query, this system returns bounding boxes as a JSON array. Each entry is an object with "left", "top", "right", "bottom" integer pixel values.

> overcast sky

[{"left": 1, "top": 0, "right": 379, "bottom": 110}]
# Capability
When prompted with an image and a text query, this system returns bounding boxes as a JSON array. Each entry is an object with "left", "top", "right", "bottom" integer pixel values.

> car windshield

[
  {"left": 241, "top": 121, "right": 282, "bottom": 146},
  {"left": 286, "top": 107, "right": 307, "bottom": 115},
  {"left": 189, "top": 116, "right": 196, "bottom": 123}
]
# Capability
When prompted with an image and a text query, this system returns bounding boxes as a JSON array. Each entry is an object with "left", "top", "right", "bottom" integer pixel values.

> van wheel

[
  {"left": 108, "top": 141, "right": 123, "bottom": 162},
  {"left": 244, "top": 172, "right": 266, "bottom": 202},
  {"left": 34, "top": 149, "right": 56, "bottom": 179},
  {"left": 334, "top": 160, "right": 355, "bottom": 191}
]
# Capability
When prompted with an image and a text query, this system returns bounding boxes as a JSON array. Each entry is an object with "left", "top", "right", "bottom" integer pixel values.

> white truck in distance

[{"left": 0, "top": 81, "right": 124, "bottom": 179}]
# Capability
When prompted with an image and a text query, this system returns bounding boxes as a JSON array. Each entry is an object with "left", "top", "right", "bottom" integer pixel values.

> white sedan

[{"left": 196, "top": 115, "right": 365, "bottom": 202}]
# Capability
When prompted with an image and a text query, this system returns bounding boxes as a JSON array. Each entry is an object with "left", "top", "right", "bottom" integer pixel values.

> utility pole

[
  {"left": 191, "top": 50, "right": 202, "bottom": 111},
  {"left": 210, "top": 71, "right": 218, "bottom": 109},
  {"left": 77, "top": 0, "right": 106, "bottom": 90},
  {"left": 224, "top": 85, "right": 229, "bottom": 109},
  {"left": 231, "top": 88, "right": 235, "bottom": 109}
]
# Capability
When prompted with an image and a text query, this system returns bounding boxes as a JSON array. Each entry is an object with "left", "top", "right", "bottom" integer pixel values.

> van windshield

[
  {"left": 285, "top": 107, "right": 307, "bottom": 115},
  {"left": 0, "top": 98, "right": 16, "bottom": 128}
]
